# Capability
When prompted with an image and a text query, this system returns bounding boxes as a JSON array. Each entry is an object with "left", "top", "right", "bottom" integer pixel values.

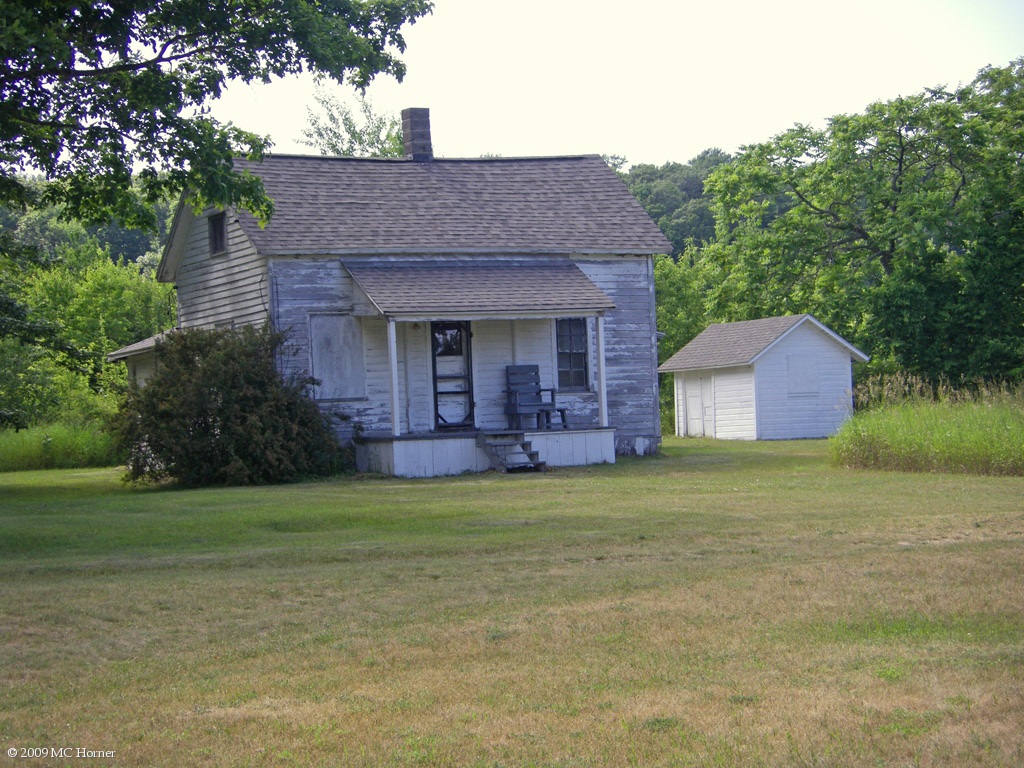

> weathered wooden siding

[
  {"left": 577, "top": 256, "right": 660, "bottom": 454},
  {"left": 269, "top": 258, "right": 394, "bottom": 438},
  {"left": 471, "top": 320, "right": 515, "bottom": 429},
  {"left": 176, "top": 211, "right": 269, "bottom": 328},
  {"left": 268, "top": 254, "right": 660, "bottom": 454},
  {"left": 754, "top": 323, "right": 856, "bottom": 439}
]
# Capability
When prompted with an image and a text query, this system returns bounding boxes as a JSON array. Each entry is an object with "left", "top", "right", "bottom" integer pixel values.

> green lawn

[{"left": 1, "top": 439, "right": 1022, "bottom": 766}]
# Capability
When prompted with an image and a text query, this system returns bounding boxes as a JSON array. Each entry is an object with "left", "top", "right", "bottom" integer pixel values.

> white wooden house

[
  {"left": 659, "top": 315, "right": 869, "bottom": 440},
  {"left": 110, "top": 109, "right": 671, "bottom": 476}
]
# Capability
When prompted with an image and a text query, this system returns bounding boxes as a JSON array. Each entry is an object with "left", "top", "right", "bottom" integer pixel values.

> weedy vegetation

[
  {"left": 832, "top": 373, "right": 1024, "bottom": 475},
  {"left": 1, "top": 439, "right": 1022, "bottom": 766},
  {"left": 0, "top": 421, "right": 119, "bottom": 472}
]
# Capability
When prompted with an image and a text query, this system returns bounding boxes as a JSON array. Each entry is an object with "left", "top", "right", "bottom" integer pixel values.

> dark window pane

[
  {"left": 556, "top": 317, "right": 588, "bottom": 390},
  {"left": 433, "top": 326, "right": 463, "bottom": 356}
]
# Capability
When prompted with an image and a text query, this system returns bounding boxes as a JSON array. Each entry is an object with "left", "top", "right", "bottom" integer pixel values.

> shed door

[
  {"left": 431, "top": 321, "right": 474, "bottom": 430},
  {"left": 685, "top": 375, "right": 714, "bottom": 437}
]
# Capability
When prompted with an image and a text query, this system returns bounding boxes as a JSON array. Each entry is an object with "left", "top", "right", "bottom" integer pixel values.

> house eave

[
  {"left": 377, "top": 309, "right": 610, "bottom": 322},
  {"left": 264, "top": 247, "right": 667, "bottom": 257}
]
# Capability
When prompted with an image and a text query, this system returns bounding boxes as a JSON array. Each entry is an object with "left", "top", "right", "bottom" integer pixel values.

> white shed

[{"left": 659, "top": 315, "right": 869, "bottom": 440}]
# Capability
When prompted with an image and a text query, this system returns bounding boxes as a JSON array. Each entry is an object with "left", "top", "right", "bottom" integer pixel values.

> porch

[
  {"left": 356, "top": 426, "right": 616, "bottom": 478},
  {"left": 336, "top": 258, "right": 620, "bottom": 477}
]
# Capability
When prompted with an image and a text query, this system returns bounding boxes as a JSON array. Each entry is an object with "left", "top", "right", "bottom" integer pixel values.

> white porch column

[
  {"left": 387, "top": 318, "right": 401, "bottom": 437},
  {"left": 595, "top": 315, "right": 609, "bottom": 428}
]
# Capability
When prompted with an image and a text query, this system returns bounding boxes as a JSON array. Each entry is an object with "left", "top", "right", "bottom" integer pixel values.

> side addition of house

[
  {"left": 110, "top": 108, "right": 672, "bottom": 477},
  {"left": 659, "top": 314, "right": 870, "bottom": 440}
]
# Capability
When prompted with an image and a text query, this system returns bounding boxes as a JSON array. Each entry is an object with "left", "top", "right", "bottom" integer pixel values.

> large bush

[{"left": 114, "top": 325, "right": 350, "bottom": 486}]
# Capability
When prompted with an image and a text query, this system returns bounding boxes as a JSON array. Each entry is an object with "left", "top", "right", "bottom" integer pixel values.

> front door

[{"left": 431, "top": 321, "right": 474, "bottom": 430}]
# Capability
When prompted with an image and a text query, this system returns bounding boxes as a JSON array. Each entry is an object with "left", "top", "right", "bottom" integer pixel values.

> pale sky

[{"left": 210, "top": 0, "right": 1024, "bottom": 167}]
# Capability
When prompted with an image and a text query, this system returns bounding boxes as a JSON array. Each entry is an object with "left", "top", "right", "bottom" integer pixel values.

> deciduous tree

[
  {"left": 1, "top": 0, "right": 432, "bottom": 225},
  {"left": 695, "top": 59, "right": 1024, "bottom": 381},
  {"left": 301, "top": 91, "right": 403, "bottom": 157}
]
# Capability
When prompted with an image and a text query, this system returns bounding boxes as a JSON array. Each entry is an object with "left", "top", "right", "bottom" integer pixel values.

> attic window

[{"left": 208, "top": 212, "right": 227, "bottom": 255}]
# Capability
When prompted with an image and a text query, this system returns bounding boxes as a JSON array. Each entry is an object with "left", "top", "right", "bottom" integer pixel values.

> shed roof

[
  {"left": 229, "top": 153, "right": 671, "bottom": 256},
  {"left": 658, "top": 314, "right": 869, "bottom": 372},
  {"left": 344, "top": 260, "right": 614, "bottom": 319}
]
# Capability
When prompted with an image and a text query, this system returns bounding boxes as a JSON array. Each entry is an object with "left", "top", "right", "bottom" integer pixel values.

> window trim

[{"left": 556, "top": 317, "right": 590, "bottom": 392}]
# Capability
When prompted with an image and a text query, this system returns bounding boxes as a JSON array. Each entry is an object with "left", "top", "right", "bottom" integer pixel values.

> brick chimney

[{"left": 401, "top": 108, "right": 433, "bottom": 161}]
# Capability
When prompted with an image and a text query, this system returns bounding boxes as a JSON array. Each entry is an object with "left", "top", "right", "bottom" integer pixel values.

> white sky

[{"left": 209, "top": 0, "right": 1024, "bottom": 167}]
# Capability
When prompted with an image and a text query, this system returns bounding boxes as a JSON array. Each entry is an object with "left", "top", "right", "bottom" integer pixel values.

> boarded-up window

[
  {"left": 310, "top": 314, "right": 365, "bottom": 400},
  {"left": 787, "top": 353, "right": 819, "bottom": 395}
]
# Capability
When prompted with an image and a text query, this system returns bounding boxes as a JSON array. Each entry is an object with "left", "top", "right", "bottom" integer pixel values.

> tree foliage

[
  {"left": 0, "top": 235, "right": 175, "bottom": 428},
  {"left": 623, "top": 149, "right": 734, "bottom": 255},
  {"left": 1, "top": 0, "right": 430, "bottom": 429},
  {"left": 114, "top": 325, "right": 351, "bottom": 486},
  {"left": 1, "top": 0, "right": 433, "bottom": 226},
  {"left": 692, "top": 59, "right": 1024, "bottom": 382},
  {"left": 301, "top": 91, "right": 404, "bottom": 157}
]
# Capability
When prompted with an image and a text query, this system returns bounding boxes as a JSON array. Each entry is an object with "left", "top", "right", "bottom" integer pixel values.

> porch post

[
  {"left": 387, "top": 318, "right": 401, "bottom": 437},
  {"left": 595, "top": 315, "right": 609, "bottom": 428}
]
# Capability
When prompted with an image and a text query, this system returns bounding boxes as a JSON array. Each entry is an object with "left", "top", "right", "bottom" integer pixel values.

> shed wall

[
  {"left": 672, "top": 368, "right": 755, "bottom": 440},
  {"left": 754, "top": 323, "right": 856, "bottom": 439}
]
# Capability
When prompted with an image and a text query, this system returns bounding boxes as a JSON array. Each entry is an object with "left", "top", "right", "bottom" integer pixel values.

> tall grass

[
  {"left": 832, "top": 373, "right": 1024, "bottom": 475},
  {"left": 0, "top": 421, "right": 121, "bottom": 472}
]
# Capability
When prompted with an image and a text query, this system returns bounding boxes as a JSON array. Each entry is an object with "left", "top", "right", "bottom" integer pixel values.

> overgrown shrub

[{"left": 113, "top": 325, "right": 351, "bottom": 486}]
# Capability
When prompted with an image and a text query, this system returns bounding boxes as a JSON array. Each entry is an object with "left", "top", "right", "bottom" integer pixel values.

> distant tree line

[{"left": 637, "top": 58, "right": 1024, "bottom": 386}]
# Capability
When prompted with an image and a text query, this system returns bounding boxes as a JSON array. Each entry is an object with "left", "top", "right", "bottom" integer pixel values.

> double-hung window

[{"left": 556, "top": 318, "right": 588, "bottom": 391}]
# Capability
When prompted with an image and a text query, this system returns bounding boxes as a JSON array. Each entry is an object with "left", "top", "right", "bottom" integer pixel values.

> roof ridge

[{"left": 246, "top": 153, "right": 602, "bottom": 164}]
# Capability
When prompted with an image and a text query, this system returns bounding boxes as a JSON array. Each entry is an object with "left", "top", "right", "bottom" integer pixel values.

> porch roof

[{"left": 343, "top": 260, "right": 616, "bottom": 319}]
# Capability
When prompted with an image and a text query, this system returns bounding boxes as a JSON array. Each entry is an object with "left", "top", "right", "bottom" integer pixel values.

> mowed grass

[{"left": 1, "top": 439, "right": 1022, "bottom": 767}]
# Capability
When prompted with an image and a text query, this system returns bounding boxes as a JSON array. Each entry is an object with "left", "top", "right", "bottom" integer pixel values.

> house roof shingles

[
  {"left": 344, "top": 260, "right": 616, "bottom": 318},
  {"left": 232, "top": 154, "right": 671, "bottom": 256}
]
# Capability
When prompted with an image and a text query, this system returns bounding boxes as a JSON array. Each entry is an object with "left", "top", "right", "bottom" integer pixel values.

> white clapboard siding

[
  {"left": 471, "top": 320, "right": 515, "bottom": 430},
  {"left": 176, "top": 213, "right": 268, "bottom": 328},
  {"left": 754, "top": 323, "right": 856, "bottom": 439}
]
